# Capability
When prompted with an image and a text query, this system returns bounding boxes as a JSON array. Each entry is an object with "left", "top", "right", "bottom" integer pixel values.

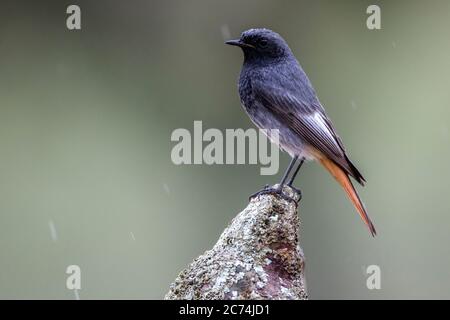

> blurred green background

[{"left": 0, "top": 0, "right": 449, "bottom": 299}]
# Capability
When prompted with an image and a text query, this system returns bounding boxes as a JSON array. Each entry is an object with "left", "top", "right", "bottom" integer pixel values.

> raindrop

[
  {"left": 163, "top": 183, "right": 170, "bottom": 195},
  {"left": 74, "top": 289, "right": 80, "bottom": 300},
  {"left": 220, "top": 24, "right": 231, "bottom": 41},
  {"left": 48, "top": 220, "right": 58, "bottom": 242},
  {"left": 130, "top": 232, "right": 136, "bottom": 241},
  {"left": 350, "top": 100, "right": 358, "bottom": 110}
]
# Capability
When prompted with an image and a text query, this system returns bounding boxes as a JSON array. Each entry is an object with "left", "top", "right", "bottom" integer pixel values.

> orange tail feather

[{"left": 319, "top": 157, "right": 376, "bottom": 236}]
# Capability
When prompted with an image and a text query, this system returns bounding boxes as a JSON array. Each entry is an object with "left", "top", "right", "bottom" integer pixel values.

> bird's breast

[
  {"left": 238, "top": 72, "right": 255, "bottom": 112},
  {"left": 236, "top": 62, "right": 317, "bottom": 159}
]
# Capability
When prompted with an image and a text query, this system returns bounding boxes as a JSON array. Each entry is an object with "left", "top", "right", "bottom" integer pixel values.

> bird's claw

[
  {"left": 287, "top": 184, "right": 302, "bottom": 200},
  {"left": 249, "top": 185, "right": 298, "bottom": 205},
  {"left": 248, "top": 184, "right": 270, "bottom": 200}
]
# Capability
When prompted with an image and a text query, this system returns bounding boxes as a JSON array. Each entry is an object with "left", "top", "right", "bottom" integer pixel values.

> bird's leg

[
  {"left": 249, "top": 156, "right": 298, "bottom": 202},
  {"left": 288, "top": 157, "right": 305, "bottom": 186},
  {"left": 276, "top": 155, "right": 298, "bottom": 191},
  {"left": 286, "top": 157, "right": 305, "bottom": 197}
]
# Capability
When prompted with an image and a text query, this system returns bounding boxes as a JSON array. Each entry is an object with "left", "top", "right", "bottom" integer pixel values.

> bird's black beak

[{"left": 225, "top": 39, "right": 255, "bottom": 49}]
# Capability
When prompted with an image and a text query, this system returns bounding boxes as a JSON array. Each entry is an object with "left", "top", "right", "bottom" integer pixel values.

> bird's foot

[
  {"left": 287, "top": 184, "right": 302, "bottom": 201},
  {"left": 249, "top": 184, "right": 298, "bottom": 205},
  {"left": 249, "top": 184, "right": 270, "bottom": 201}
]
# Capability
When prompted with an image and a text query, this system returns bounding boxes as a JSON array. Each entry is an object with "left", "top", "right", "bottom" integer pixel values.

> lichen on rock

[{"left": 165, "top": 185, "right": 308, "bottom": 300}]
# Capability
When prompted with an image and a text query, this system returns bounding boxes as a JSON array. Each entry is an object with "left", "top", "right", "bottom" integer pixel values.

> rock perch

[{"left": 165, "top": 185, "right": 308, "bottom": 300}]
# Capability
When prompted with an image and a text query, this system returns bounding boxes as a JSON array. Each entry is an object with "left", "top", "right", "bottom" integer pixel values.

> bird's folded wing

[{"left": 253, "top": 84, "right": 365, "bottom": 184}]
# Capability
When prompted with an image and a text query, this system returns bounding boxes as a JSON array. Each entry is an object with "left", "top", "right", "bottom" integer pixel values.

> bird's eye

[{"left": 259, "top": 39, "right": 268, "bottom": 48}]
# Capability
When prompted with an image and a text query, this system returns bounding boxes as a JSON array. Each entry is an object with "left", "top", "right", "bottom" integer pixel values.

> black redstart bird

[{"left": 226, "top": 28, "right": 376, "bottom": 236}]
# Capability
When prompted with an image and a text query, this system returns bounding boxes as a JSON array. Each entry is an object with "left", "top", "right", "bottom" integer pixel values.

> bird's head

[{"left": 225, "top": 28, "right": 292, "bottom": 62}]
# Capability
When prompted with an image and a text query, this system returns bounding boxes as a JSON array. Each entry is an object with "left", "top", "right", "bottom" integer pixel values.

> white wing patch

[{"left": 311, "top": 112, "right": 334, "bottom": 140}]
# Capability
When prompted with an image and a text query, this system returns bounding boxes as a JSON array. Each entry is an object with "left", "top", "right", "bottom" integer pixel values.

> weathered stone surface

[{"left": 165, "top": 185, "right": 307, "bottom": 300}]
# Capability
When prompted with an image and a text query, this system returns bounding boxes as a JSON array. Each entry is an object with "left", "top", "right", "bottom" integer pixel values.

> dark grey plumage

[{"left": 228, "top": 28, "right": 364, "bottom": 184}]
